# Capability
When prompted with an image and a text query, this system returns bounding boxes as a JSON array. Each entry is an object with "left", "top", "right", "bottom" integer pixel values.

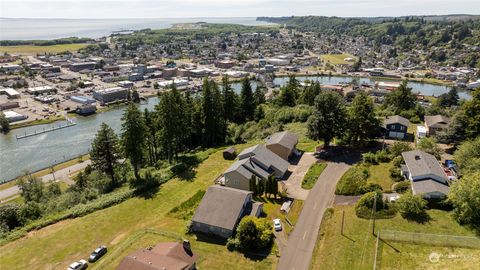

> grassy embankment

[
  {"left": 301, "top": 163, "right": 327, "bottom": 189},
  {"left": 0, "top": 144, "right": 282, "bottom": 270},
  {"left": 0, "top": 44, "right": 89, "bottom": 55},
  {"left": 310, "top": 205, "right": 480, "bottom": 270},
  {"left": 10, "top": 115, "right": 66, "bottom": 130}
]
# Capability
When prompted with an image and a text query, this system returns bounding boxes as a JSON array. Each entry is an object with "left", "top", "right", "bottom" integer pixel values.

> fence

[{"left": 379, "top": 230, "right": 480, "bottom": 249}]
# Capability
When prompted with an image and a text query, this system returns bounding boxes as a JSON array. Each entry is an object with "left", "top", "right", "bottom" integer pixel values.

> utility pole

[{"left": 372, "top": 193, "right": 377, "bottom": 236}]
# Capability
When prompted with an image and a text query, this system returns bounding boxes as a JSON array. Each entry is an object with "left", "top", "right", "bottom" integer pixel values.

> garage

[{"left": 388, "top": 131, "right": 404, "bottom": 139}]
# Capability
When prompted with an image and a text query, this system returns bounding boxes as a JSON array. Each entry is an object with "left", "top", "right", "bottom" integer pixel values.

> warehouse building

[
  {"left": 27, "top": 85, "right": 55, "bottom": 95},
  {"left": 69, "top": 62, "right": 96, "bottom": 72},
  {"left": 93, "top": 87, "right": 128, "bottom": 104},
  {"left": 3, "top": 110, "right": 27, "bottom": 122},
  {"left": 0, "top": 88, "right": 21, "bottom": 99}
]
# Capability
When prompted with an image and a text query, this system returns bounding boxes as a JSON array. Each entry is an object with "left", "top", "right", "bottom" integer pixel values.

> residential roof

[
  {"left": 402, "top": 150, "right": 448, "bottom": 184},
  {"left": 116, "top": 242, "right": 198, "bottom": 270},
  {"left": 265, "top": 131, "right": 299, "bottom": 151},
  {"left": 411, "top": 178, "right": 450, "bottom": 196},
  {"left": 192, "top": 185, "right": 251, "bottom": 231},
  {"left": 237, "top": 144, "right": 289, "bottom": 176},
  {"left": 425, "top": 115, "right": 450, "bottom": 128},
  {"left": 384, "top": 115, "right": 410, "bottom": 127}
]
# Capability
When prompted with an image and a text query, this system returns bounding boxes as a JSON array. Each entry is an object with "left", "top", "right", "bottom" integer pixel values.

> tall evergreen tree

[
  {"left": 463, "top": 88, "right": 480, "bottom": 139},
  {"left": 307, "top": 91, "right": 347, "bottom": 148},
  {"left": 202, "top": 78, "right": 216, "bottom": 147},
  {"left": 254, "top": 86, "right": 266, "bottom": 107},
  {"left": 345, "top": 92, "right": 380, "bottom": 145},
  {"left": 222, "top": 76, "right": 238, "bottom": 123},
  {"left": 90, "top": 123, "right": 122, "bottom": 184},
  {"left": 239, "top": 76, "right": 255, "bottom": 122},
  {"left": 143, "top": 108, "right": 158, "bottom": 164},
  {"left": 121, "top": 104, "right": 147, "bottom": 181},
  {"left": 385, "top": 80, "right": 416, "bottom": 114}
]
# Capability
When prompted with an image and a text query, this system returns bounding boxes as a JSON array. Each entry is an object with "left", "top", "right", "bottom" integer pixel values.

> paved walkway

[
  {"left": 282, "top": 153, "right": 317, "bottom": 200},
  {"left": 0, "top": 160, "right": 90, "bottom": 202},
  {"left": 277, "top": 161, "right": 351, "bottom": 270}
]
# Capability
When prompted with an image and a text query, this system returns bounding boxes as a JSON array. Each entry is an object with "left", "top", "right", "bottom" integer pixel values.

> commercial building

[
  {"left": 76, "top": 104, "right": 96, "bottom": 115},
  {"left": 27, "top": 85, "right": 55, "bottom": 95},
  {"left": 71, "top": 96, "right": 96, "bottom": 105},
  {"left": 215, "top": 60, "right": 236, "bottom": 69},
  {"left": 93, "top": 87, "right": 128, "bottom": 104},
  {"left": 3, "top": 110, "right": 27, "bottom": 122},
  {"left": 0, "top": 88, "right": 20, "bottom": 99},
  {"left": 0, "top": 101, "right": 20, "bottom": 111},
  {"left": 0, "top": 64, "right": 22, "bottom": 72},
  {"left": 69, "top": 62, "right": 96, "bottom": 72}
]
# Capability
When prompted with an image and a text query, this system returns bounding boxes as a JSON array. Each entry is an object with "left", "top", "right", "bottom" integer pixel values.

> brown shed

[{"left": 223, "top": 147, "right": 237, "bottom": 160}]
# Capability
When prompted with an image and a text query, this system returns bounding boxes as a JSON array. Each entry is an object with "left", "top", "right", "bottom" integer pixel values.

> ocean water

[{"left": 0, "top": 17, "right": 273, "bottom": 40}]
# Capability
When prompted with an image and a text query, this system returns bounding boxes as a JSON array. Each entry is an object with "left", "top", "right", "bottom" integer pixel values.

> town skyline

[{"left": 1, "top": 0, "right": 480, "bottom": 19}]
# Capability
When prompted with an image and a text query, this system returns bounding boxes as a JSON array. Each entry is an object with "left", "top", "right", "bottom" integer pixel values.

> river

[{"left": 0, "top": 76, "right": 470, "bottom": 182}]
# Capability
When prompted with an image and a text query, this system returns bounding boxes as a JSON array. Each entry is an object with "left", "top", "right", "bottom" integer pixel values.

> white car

[
  {"left": 67, "top": 259, "right": 88, "bottom": 270},
  {"left": 273, "top": 218, "right": 282, "bottom": 231}
]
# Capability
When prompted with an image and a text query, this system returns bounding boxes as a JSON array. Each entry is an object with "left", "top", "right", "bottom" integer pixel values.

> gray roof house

[
  {"left": 265, "top": 131, "right": 299, "bottom": 160},
  {"left": 424, "top": 115, "right": 450, "bottom": 136},
  {"left": 191, "top": 185, "right": 263, "bottom": 239},
  {"left": 384, "top": 115, "right": 410, "bottom": 139},
  {"left": 223, "top": 144, "right": 289, "bottom": 191},
  {"left": 401, "top": 150, "right": 449, "bottom": 199}
]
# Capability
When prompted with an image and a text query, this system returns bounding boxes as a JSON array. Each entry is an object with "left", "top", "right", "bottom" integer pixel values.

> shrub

[
  {"left": 335, "top": 167, "right": 369, "bottom": 195},
  {"left": 392, "top": 156, "right": 404, "bottom": 168},
  {"left": 396, "top": 192, "right": 429, "bottom": 222},
  {"left": 226, "top": 237, "right": 240, "bottom": 251},
  {"left": 393, "top": 181, "right": 411, "bottom": 193},
  {"left": 355, "top": 191, "right": 396, "bottom": 219},
  {"left": 234, "top": 216, "right": 273, "bottom": 251},
  {"left": 362, "top": 152, "right": 378, "bottom": 164},
  {"left": 388, "top": 142, "right": 413, "bottom": 158},
  {"left": 362, "top": 183, "right": 383, "bottom": 193},
  {"left": 375, "top": 150, "right": 392, "bottom": 163},
  {"left": 389, "top": 167, "right": 404, "bottom": 182}
]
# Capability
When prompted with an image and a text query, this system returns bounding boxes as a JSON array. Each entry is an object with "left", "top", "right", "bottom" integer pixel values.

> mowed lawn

[
  {"left": 320, "top": 54, "right": 357, "bottom": 65},
  {"left": 366, "top": 162, "right": 396, "bottom": 192},
  {"left": 0, "top": 44, "right": 89, "bottom": 54},
  {"left": 310, "top": 205, "right": 480, "bottom": 270},
  {"left": 0, "top": 144, "right": 278, "bottom": 270}
]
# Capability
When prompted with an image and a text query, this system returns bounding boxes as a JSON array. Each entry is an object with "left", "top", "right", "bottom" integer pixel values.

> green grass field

[
  {"left": 0, "top": 44, "right": 89, "bottom": 54},
  {"left": 310, "top": 205, "right": 480, "bottom": 270},
  {"left": 302, "top": 163, "right": 327, "bottom": 189},
  {"left": 320, "top": 54, "right": 357, "bottom": 65},
  {"left": 366, "top": 162, "right": 395, "bottom": 192},
  {"left": 0, "top": 144, "right": 279, "bottom": 270}
]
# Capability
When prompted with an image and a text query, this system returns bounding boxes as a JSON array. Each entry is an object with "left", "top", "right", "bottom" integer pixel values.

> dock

[{"left": 16, "top": 117, "right": 76, "bottom": 140}]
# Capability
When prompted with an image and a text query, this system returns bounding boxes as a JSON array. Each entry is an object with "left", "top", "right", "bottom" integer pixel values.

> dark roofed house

[
  {"left": 265, "top": 131, "right": 299, "bottom": 160},
  {"left": 223, "top": 144, "right": 289, "bottom": 191},
  {"left": 401, "top": 150, "right": 449, "bottom": 199},
  {"left": 424, "top": 115, "right": 450, "bottom": 136},
  {"left": 116, "top": 241, "right": 199, "bottom": 270},
  {"left": 384, "top": 115, "right": 410, "bottom": 139},
  {"left": 191, "top": 185, "right": 263, "bottom": 239}
]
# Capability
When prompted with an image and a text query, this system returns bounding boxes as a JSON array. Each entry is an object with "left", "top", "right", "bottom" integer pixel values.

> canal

[{"left": 0, "top": 76, "right": 470, "bottom": 182}]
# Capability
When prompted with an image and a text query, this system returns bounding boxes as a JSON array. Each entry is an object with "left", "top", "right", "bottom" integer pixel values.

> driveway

[
  {"left": 281, "top": 153, "right": 317, "bottom": 200},
  {"left": 277, "top": 160, "right": 351, "bottom": 270},
  {"left": 0, "top": 160, "right": 90, "bottom": 202}
]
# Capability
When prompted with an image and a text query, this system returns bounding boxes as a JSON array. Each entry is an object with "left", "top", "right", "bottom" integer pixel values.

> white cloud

[{"left": 0, "top": 0, "right": 479, "bottom": 18}]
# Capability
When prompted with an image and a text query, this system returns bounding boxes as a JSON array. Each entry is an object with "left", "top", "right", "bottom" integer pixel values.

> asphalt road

[
  {"left": 0, "top": 160, "right": 90, "bottom": 202},
  {"left": 277, "top": 161, "right": 351, "bottom": 270}
]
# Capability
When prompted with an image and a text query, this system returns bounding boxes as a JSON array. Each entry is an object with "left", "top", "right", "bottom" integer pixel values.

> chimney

[
  {"left": 183, "top": 239, "right": 192, "bottom": 254},
  {"left": 415, "top": 155, "right": 420, "bottom": 160}
]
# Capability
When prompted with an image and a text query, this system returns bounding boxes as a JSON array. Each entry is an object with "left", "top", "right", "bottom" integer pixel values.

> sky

[{"left": 0, "top": 0, "right": 479, "bottom": 19}]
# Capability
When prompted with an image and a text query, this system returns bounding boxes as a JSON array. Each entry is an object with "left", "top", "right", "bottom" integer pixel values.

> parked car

[
  {"left": 67, "top": 259, "right": 88, "bottom": 270},
  {"left": 88, "top": 246, "right": 107, "bottom": 262},
  {"left": 273, "top": 218, "right": 282, "bottom": 231}
]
